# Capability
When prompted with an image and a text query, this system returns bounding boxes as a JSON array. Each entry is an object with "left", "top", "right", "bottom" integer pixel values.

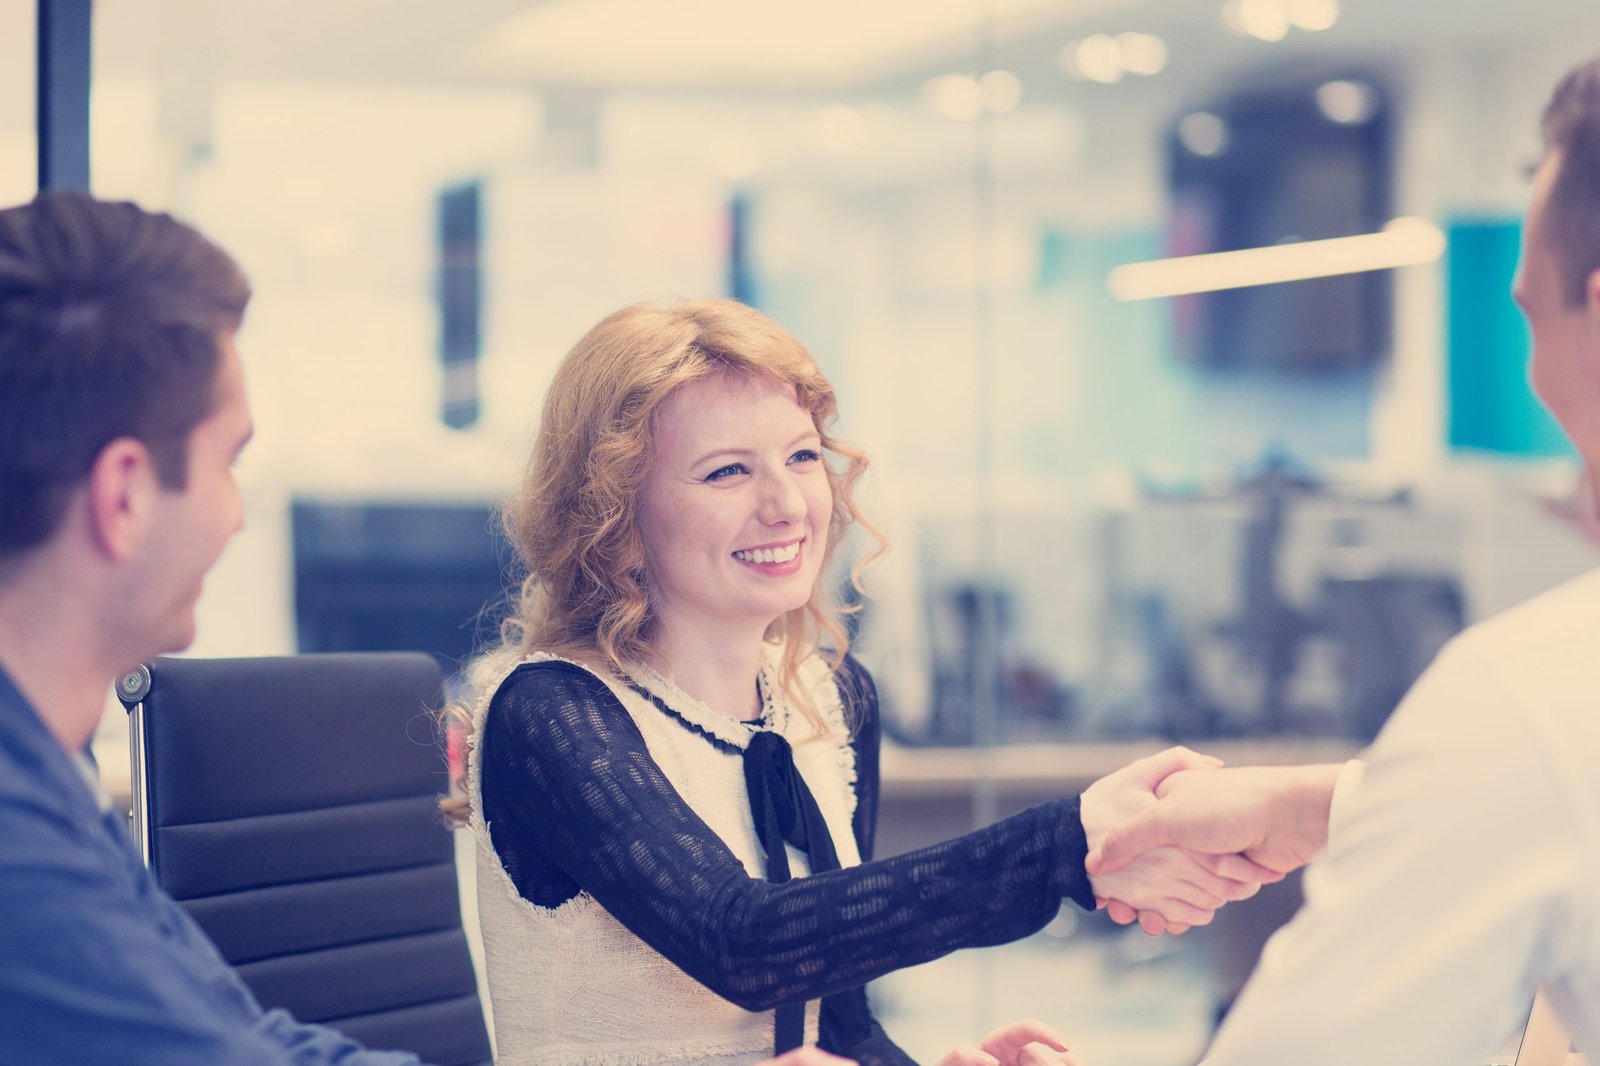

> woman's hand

[
  {"left": 938, "top": 1019, "right": 1086, "bottom": 1066},
  {"left": 1081, "top": 748, "right": 1279, "bottom": 934}
]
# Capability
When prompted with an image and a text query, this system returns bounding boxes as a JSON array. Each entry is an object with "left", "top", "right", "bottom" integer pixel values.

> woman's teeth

[{"left": 734, "top": 543, "right": 800, "bottom": 565}]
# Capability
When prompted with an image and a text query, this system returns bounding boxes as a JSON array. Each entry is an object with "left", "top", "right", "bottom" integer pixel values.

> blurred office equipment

[
  {"left": 1218, "top": 450, "right": 1322, "bottom": 733},
  {"left": 870, "top": 509, "right": 1094, "bottom": 747},
  {"left": 919, "top": 580, "right": 1075, "bottom": 745},
  {"left": 293, "top": 500, "right": 508, "bottom": 670},
  {"left": 118, "top": 653, "right": 491, "bottom": 1066},
  {"left": 871, "top": 454, "right": 1466, "bottom": 747},
  {"left": 1119, "top": 455, "right": 1464, "bottom": 741}
]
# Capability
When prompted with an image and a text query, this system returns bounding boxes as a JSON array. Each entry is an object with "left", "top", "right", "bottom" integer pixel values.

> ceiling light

[
  {"left": 1221, "top": 0, "right": 1247, "bottom": 34},
  {"left": 1108, "top": 217, "right": 1446, "bottom": 300},
  {"left": 1117, "top": 33, "right": 1169, "bottom": 76},
  {"left": 1288, "top": 0, "right": 1339, "bottom": 31},
  {"left": 1177, "top": 112, "right": 1229, "bottom": 157},
  {"left": 979, "top": 70, "right": 1023, "bottom": 113},
  {"left": 480, "top": 0, "right": 1090, "bottom": 90},
  {"left": 924, "top": 74, "right": 985, "bottom": 121},
  {"left": 1224, "top": 0, "right": 1290, "bottom": 41},
  {"left": 1075, "top": 35, "right": 1125, "bottom": 84},
  {"left": 1316, "top": 80, "right": 1377, "bottom": 124},
  {"left": 1058, "top": 42, "right": 1087, "bottom": 79}
]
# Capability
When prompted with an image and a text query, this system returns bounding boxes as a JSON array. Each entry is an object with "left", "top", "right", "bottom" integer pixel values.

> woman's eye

[
  {"left": 790, "top": 448, "right": 822, "bottom": 465},
  {"left": 705, "top": 463, "right": 747, "bottom": 482}
]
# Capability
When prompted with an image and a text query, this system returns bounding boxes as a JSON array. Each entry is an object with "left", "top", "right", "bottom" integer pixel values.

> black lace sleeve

[
  {"left": 479, "top": 659, "right": 1094, "bottom": 1013},
  {"left": 822, "top": 656, "right": 915, "bottom": 1065}
]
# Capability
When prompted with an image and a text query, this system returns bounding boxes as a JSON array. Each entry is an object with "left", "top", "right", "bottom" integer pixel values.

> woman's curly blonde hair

[{"left": 442, "top": 298, "right": 884, "bottom": 822}]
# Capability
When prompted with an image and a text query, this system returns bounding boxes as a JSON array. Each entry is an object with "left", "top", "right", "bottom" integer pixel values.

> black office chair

[{"left": 116, "top": 653, "right": 492, "bottom": 1066}]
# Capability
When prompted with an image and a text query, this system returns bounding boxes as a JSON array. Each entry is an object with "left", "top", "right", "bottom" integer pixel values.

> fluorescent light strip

[{"left": 1107, "top": 217, "right": 1446, "bottom": 300}]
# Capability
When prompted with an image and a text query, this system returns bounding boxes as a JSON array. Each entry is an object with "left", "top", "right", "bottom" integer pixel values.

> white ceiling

[
  {"left": 3, "top": 0, "right": 1598, "bottom": 142},
  {"left": 71, "top": 0, "right": 1600, "bottom": 96}
]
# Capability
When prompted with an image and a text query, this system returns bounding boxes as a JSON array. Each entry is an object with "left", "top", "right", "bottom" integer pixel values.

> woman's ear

[{"left": 85, "top": 437, "right": 158, "bottom": 562}]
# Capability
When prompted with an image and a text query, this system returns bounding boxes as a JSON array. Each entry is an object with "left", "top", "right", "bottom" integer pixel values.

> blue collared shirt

[{"left": 0, "top": 667, "right": 422, "bottom": 1065}]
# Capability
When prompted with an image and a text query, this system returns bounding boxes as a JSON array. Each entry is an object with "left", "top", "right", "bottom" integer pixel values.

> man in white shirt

[{"left": 1086, "top": 54, "right": 1600, "bottom": 1064}]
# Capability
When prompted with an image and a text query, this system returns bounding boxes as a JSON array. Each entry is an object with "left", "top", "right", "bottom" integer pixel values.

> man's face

[
  {"left": 122, "top": 333, "right": 253, "bottom": 658},
  {"left": 1515, "top": 149, "right": 1600, "bottom": 461}
]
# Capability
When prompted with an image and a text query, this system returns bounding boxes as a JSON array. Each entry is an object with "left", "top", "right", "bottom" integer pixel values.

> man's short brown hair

[
  {"left": 1542, "top": 56, "right": 1600, "bottom": 307},
  {"left": 0, "top": 192, "right": 251, "bottom": 560}
]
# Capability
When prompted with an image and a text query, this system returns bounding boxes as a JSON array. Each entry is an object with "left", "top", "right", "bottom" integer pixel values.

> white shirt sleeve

[
  {"left": 1326, "top": 757, "right": 1365, "bottom": 835},
  {"left": 1198, "top": 637, "right": 1582, "bottom": 1066}
]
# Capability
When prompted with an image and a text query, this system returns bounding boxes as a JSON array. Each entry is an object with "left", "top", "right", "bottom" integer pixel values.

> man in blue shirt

[{"left": 0, "top": 192, "right": 425, "bottom": 1063}]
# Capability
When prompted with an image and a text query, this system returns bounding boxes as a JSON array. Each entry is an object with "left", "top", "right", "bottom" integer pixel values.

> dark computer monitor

[{"left": 1165, "top": 77, "right": 1393, "bottom": 373}]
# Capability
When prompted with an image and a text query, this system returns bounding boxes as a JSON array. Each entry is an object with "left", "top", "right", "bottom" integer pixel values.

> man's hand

[
  {"left": 938, "top": 1018, "right": 1087, "bottom": 1066},
  {"left": 1086, "top": 764, "right": 1344, "bottom": 883},
  {"left": 1081, "top": 748, "right": 1277, "bottom": 934}
]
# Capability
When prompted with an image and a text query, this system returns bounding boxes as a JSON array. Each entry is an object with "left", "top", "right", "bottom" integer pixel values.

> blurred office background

[{"left": 10, "top": 1, "right": 1600, "bottom": 1060}]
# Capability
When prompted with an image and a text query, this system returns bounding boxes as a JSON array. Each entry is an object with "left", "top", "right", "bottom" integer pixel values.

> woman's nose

[{"left": 757, "top": 471, "right": 807, "bottom": 525}]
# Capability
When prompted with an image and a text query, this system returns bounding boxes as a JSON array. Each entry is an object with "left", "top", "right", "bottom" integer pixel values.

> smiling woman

[
  {"left": 465, "top": 298, "right": 878, "bottom": 740},
  {"left": 439, "top": 297, "right": 1274, "bottom": 1066}
]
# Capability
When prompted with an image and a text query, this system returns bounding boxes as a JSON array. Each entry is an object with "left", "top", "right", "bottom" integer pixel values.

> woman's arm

[
  {"left": 822, "top": 657, "right": 914, "bottom": 1064},
  {"left": 480, "top": 660, "right": 1090, "bottom": 1011}
]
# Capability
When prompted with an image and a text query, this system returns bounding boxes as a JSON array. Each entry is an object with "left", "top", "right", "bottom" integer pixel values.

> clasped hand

[{"left": 1079, "top": 747, "right": 1285, "bottom": 935}]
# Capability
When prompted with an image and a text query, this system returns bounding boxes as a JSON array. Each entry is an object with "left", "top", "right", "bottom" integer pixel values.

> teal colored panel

[
  {"left": 1036, "top": 229, "right": 1070, "bottom": 290},
  {"left": 1446, "top": 218, "right": 1571, "bottom": 457}
]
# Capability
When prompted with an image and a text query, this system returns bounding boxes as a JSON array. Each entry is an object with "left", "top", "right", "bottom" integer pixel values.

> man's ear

[
  {"left": 1587, "top": 267, "right": 1600, "bottom": 321},
  {"left": 85, "top": 438, "right": 158, "bottom": 562}
]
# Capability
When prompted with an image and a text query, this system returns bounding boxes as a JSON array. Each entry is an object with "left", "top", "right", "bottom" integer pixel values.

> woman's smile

[{"left": 732, "top": 537, "right": 805, "bottom": 572}]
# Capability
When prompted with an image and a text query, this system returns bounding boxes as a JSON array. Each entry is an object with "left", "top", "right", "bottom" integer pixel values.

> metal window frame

[{"left": 37, "top": 0, "right": 92, "bottom": 192}]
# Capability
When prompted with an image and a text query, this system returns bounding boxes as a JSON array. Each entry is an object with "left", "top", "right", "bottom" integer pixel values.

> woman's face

[{"left": 637, "top": 373, "right": 833, "bottom": 640}]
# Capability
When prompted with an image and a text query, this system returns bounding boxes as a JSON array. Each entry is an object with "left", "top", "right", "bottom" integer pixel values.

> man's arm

[
  {"left": 0, "top": 800, "right": 421, "bottom": 1065},
  {"left": 1086, "top": 761, "right": 1349, "bottom": 881},
  {"left": 1197, "top": 643, "right": 1576, "bottom": 1065}
]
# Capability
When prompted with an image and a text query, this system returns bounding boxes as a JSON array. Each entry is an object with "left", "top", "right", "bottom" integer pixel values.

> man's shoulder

[
  {"left": 1447, "top": 567, "right": 1600, "bottom": 676},
  {"left": 0, "top": 725, "right": 65, "bottom": 808},
  {"left": 1391, "top": 568, "right": 1600, "bottom": 777},
  {"left": 0, "top": 758, "right": 103, "bottom": 852}
]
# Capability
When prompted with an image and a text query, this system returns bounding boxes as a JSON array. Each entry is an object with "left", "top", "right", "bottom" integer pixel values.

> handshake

[
  {"left": 754, "top": 750, "right": 1345, "bottom": 1066},
  {"left": 1079, "top": 747, "right": 1344, "bottom": 935}
]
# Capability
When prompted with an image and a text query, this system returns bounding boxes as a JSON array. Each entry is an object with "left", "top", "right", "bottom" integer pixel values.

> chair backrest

[{"left": 120, "top": 653, "right": 491, "bottom": 1066}]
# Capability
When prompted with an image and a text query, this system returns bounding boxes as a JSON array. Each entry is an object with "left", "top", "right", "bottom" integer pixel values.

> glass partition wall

[
  {"left": 81, "top": 1, "right": 1600, "bottom": 1060},
  {"left": 2, "top": 4, "right": 37, "bottom": 201}
]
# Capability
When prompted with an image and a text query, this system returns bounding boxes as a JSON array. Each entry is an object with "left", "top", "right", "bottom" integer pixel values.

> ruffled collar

[{"left": 622, "top": 646, "right": 793, "bottom": 752}]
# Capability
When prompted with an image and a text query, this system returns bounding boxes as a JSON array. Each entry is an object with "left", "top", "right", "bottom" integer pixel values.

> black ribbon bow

[
  {"left": 742, "top": 730, "right": 870, "bottom": 1055},
  {"left": 744, "top": 730, "right": 840, "bottom": 878}
]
